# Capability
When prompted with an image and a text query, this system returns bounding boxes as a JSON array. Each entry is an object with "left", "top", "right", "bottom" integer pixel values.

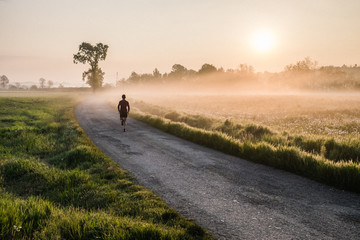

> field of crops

[
  {"left": 123, "top": 91, "right": 360, "bottom": 192},
  {"left": 131, "top": 92, "right": 360, "bottom": 139}
]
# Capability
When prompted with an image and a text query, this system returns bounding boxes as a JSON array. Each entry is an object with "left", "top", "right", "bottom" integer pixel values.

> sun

[{"left": 252, "top": 30, "right": 275, "bottom": 52}]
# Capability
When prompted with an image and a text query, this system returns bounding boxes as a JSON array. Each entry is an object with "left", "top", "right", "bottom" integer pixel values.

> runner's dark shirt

[{"left": 118, "top": 100, "right": 130, "bottom": 114}]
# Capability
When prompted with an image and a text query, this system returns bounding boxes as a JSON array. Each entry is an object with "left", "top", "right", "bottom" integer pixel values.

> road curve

[{"left": 75, "top": 97, "right": 360, "bottom": 240}]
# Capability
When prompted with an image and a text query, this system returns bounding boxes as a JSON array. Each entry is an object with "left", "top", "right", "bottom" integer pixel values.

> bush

[
  {"left": 216, "top": 120, "right": 243, "bottom": 138},
  {"left": 324, "top": 139, "right": 360, "bottom": 163},
  {"left": 244, "top": 124, "right": 272, "bottom": 139},
  {"left": 293, "top": 136, "right": 323, "bottom": 154},
  {"left": 164, "top": 111, "right": 182, "bottom": 121}
]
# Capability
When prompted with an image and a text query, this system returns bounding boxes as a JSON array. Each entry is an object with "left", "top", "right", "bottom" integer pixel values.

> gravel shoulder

[{"left": 75, "top": 97, "right": 360, "bottom": 240}]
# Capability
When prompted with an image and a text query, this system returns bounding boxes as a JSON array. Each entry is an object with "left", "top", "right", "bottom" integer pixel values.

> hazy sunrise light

[
  {"left": 0, "top": 0, "right": 360, "bottom": 86},
  {"left": 1, "top": 1, "right": 360, "bottom": 240},
  {"left": 252, "top": 30, "right": 275, "bottom": 52}
]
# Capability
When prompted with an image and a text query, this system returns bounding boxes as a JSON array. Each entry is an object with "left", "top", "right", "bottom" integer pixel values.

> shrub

[
  {"left": 216, "top": 120, "right": 243, "bottom": 138},
  {"left": 243, "top": 124, "right": 272, "bottom": 140},
  {"left": 164, "top": 111, "right": 182, "bottom": 121},
  {"left": 324, "top": 139, "right": 360, "bottom": 163},
  {"left": 293, "top": 136, "right": 323, "bottom": 154}
]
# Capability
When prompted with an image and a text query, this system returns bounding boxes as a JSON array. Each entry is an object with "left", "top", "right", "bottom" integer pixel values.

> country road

[{"left": 75, "top": 97, "right": 360, "bottom": 240}]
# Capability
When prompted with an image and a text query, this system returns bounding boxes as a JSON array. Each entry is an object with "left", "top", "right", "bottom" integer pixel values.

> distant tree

[
  {"left": 39, "top": 78, "right": 46, "bottom": 88},
  {"left": 169, "top": 64, "right": 188, "bottom": 79},
  {"left": 218, "top": 67, "right": 224, "bottom": 73},
  {"left": 237, "top": 64, "right": 254, "bottom": 74},
  {"left": 128, "top": 72, "right": 140, "bottom": 84},
  {"left": 284, "top": 57, "right": 318, "bottom": 72},
  {"left": 171, "top": 64, "right": 187, "bottom": 74},
  {"left": 226, "top": 68, "right": 235, "bottom": 73},
  {"left": 58, "top": 83, "right": 64, "bottom": 88},
  {"left": 0, "top": 75, "right": 9, "bottom": 88},
  {"left": 7, "top": 82, "right": 23, "bottom": 90},
  {"left": 198, "top": 63, "right": 217, "bottom": 74},
  {"left": 281, "top": 57, "right": 319, "bottom": 89},
  {"left": 140, "top": 73, "right": 154, "bottom": 83},
  {"left": 30, "top": 85, "right": 38, "bottom": 91},
  {"left": 116, "top": 78, "right": 126, "bottom": 88},
  {"left": 8, "top": 84, "right": 17, "bottom": 90},
  {"left": 187, "top": 69, "right": 197, "bottom": 77},
  {"left": 47, "top": 80, "right": 54, "bottom": 88},
  {"left": 153, "top": 68, "right": 161, "bottom": 78},
  {"left": 73, "top": 42, "right": 109, "bottom": 91}
]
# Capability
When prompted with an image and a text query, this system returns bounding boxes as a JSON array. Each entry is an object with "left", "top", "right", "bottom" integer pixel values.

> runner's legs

[
  {"left": 120, "top": 114, "right": 123, "bottom": 125},
  {"left": 120, "top": 112, "right": 128, "bottom": 131},
  {"left": 123, "top": 117, "right": 127, "bottom": 131}
]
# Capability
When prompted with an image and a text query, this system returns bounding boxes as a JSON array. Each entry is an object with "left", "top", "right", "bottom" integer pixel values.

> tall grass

[
  {"left": 0, "top": 97, "right": 211, "bottom": 240},
  {"left": 130, "top": 101, "right": 360, "bottom": 193}
]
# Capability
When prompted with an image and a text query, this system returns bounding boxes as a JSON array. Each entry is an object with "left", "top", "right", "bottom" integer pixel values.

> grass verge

[
  {"left": 0, "top": 96, "right": 212, "bottom": 240},
  {"left": 130, "top": 101, "right": 360, "bottom": 193}
]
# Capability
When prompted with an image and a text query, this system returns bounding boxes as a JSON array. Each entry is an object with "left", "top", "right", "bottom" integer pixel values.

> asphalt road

[{"left": 75, "top": 97, "right": 360, "bottom": 240}]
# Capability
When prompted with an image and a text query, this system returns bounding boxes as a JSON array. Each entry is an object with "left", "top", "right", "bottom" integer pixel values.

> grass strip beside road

[
  {"left": 131, "top": 111, "right": 360, "bottom": 193},
  {"left": 0, "top": 96, "right": 212, "bottom": 240}
]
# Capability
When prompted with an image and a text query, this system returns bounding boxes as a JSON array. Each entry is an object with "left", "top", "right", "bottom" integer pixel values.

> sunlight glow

[{"left": 252, "top": 30, "right": 275, "bottom": 52}]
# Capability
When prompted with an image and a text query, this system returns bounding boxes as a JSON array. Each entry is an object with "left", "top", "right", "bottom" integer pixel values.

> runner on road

[{"left": 117, "top": 94, "right": 130, "bottom": 132}]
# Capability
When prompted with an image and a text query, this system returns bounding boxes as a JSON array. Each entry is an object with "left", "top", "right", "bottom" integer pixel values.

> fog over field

[
  {"left": 2, "top": 1, "right": 360, "bottom": 239},
  {"left": 103, "top": 81, "right": 360, "bottom": 140}
]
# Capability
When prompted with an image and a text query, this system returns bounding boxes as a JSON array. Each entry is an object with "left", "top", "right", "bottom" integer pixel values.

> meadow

[
  {"left": 124, "top": 91, "right": 360, "bottom": 192},
  {"left": 0, "top": 93, "right": 211, "bottom": 240}
]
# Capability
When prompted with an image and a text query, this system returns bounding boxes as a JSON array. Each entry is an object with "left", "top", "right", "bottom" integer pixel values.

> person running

[{"left": 117, "top": 94, "right": 130, "bottom": 132}]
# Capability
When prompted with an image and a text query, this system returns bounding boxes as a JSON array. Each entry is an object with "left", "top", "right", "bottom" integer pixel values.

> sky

[{"left": 1, "top": 0, "right": 360, "bottom": 87}]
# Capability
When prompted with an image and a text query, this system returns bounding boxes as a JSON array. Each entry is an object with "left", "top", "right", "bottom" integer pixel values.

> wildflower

[{"left": 13, "top": 225, "right": 22, "bottom": 232}]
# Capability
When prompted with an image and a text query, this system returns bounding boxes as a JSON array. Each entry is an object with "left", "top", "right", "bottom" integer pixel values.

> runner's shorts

[{"left": 120, "top": 112, "right": 128, "bottom": 118}]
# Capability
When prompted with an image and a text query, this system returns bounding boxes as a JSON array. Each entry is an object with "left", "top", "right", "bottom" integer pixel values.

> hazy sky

[{"left": 1, "top": 0, "right": 360, "bottom": 86}]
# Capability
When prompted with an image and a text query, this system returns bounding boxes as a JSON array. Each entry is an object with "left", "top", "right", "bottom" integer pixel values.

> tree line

[
  {"left": 114, "top": 57, "right": 360, "bottom": 91},
  {"left": 0, "top": 75, "right": 56, "bottom": 90},
  {"left": 2, "top": 39, "right": 360, "bottom": 91},
  {"left": 71, "top": 42, "right": 360, "bottom": 91}
]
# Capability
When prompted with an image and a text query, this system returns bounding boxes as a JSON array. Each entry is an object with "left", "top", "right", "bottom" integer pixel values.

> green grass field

[
  {"left": 0, "top": 95, "right": 212, "bottom": 240},
  {"left": 126, "top": 93, "right": 360, "bottom": 192}
]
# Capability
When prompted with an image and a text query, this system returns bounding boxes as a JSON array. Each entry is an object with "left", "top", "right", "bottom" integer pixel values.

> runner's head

[{"left": 122, "top": 94, "right": 126, "bottom": 99}]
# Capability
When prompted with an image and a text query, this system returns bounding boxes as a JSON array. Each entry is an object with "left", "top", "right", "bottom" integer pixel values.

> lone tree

[
  {"left": 0, "top": 75, "right": 9, "bottom": 88},
  {"left": 73, "top": 42, "right": 109, "bottom": 91},
  {"left": 39, "top": 78, "right": 46, "bottom": 88},
  {"left": 47, "top": 80, "right": 54, "bottom": 88}
]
